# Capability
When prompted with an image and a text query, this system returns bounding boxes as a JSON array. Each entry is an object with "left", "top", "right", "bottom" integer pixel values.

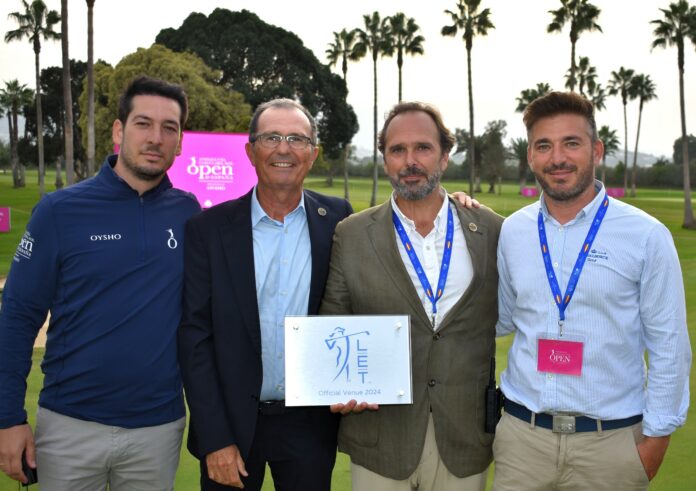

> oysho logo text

[{"left": 90, "top": 234, "right": 122, "bottom": 241}]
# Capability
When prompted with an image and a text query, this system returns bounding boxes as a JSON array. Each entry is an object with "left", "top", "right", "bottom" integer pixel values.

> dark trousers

[{"left": 200, "top": 405, "right": 339, "bottom": 491}]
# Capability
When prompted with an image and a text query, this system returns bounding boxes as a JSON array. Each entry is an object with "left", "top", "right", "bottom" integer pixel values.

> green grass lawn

[{"left": 1, "top": 172, "right": 695, "bottom": 490}]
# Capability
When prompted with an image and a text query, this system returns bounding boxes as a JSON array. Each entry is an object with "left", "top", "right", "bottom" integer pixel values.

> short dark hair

[
  {"left": 248, "top": 98, "right": 317, "bottom": 144},
  {"left": 117, "top": 76, "right": 188, "bottom": 130},
  {"left": 378, "top": 102, "right": 455, "bottom": 155},
  {"left": 523, "top": 91, "right": 597, "bottom": 141}
]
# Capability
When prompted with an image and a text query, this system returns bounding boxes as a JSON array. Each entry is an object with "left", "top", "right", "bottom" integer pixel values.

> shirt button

[
  {"left": 426, "top": 246, "right": 431, "bottom": 250},
  {"left": 277, "top": 353, "right": 283, "bottom": 359},
  {"left": 553, "top": 262, "right": 559, "bottom": 268},
  {"left": 428, "top": 379, "right": 436, "bottom": 387},
  {"left": 280, "top": 290, "right": 287, "bottom": 296},
  {"left": 547, "top": 374, "right": 554, "bottom": 380}
]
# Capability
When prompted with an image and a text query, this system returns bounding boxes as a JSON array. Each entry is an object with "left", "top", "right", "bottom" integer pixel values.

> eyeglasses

[{"left": 251, "top": 133, "right": 314, "bottom": 150}]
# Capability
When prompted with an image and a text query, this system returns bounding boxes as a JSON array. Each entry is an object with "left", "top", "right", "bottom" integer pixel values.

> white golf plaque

[{"left": 284, "top": 315, "right": 412, "bottom": 406}]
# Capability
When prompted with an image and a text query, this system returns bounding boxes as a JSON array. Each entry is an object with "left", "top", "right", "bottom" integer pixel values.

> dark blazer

[
  {"left": 178, "top": 188, "right": 353, "bottom": 460},
  {"left": 320, "top": 198, "right": 503, "bottom": 479}
]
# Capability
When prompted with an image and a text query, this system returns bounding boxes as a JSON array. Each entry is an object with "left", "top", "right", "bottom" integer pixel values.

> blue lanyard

[
  {"left": 538, "top": 194, "right": 609, "bottom": 335},
  {"left": 392, "top": 204, "right": 454, "bottom": 325}
]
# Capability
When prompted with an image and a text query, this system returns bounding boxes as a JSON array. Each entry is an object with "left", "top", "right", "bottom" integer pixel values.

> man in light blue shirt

[{"left": 493, "top": 91, "right": 691, "bottom": 491}]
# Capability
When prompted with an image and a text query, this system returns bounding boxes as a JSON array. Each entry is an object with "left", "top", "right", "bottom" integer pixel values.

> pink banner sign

[
  {"left": 0, "top": 207, "right": 10, "bottom": 232},
  {"left": 605, "top": 187, "right": 625, "bottom": 198},
  {"left": 521, "top": 187, "right": 539, "bottom": 197},
  {"left": 167, "top": 131, "right": 257, "bottom": 208}
]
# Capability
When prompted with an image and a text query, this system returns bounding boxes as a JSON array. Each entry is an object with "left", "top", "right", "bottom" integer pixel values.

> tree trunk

[
  {"left": 397, "top": 54, "right": 403, "bottom": 102},
  {"left": 630, "top": 100, "right": 644, "bottom": 198},
  {"left": 61, "top": 0, "right": 74, "bottom": 186},
  {"left": 55, "top": 157, "right": 63, "bottom": 189},
  {"left": 569, "top": 37, "right": 577, "bottom": 92},
  {"left": 678, "top": 47, "right": 695, "bottom": 228},
  {"left": 343, "top": 145, "right": 350, "bottom": 200},
  {"left": 467, "top": 47, "right": 475, "bottom": 197},
  {"left": 34, "top": 48, "right": 46, "bottom": 197},
  {"left": 370, "top": 54, "right": 378, "bottom": 207},
  {"left": 86, "top": 0, "right": 95, "bottom": 177},
  {"left": 622, "top": 99, "right": 628, "bottom": 195},
  {"left": 8, "top": 112, "right": 24, "bottom": 187},
  {"left": 601, "top": 155, "right": 607, "bottom": 184}
]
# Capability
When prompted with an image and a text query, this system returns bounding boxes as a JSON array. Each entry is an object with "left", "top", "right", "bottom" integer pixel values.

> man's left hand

[
  {"left": 450, "top": 191, "right": 480, "bottom": 209},
  {"left": 636, "top": 435, "right": 670, "bottom": 481}
]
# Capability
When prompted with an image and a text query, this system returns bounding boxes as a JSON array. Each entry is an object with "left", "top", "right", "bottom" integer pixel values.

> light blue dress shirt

[
  {"left": 251, "top": 187, "right": 311, "bottom": 401},
  {"left": 497, "top": 181, "right": 691, "bottom": 436}
]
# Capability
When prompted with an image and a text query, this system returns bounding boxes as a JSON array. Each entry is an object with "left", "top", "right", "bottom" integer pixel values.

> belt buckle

[{"left": 552, "top": 414, "right": 576, "bottom": 434}]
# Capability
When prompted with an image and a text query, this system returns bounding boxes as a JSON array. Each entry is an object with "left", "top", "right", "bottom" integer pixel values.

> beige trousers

[
  {"left": 492, "top": 412, "right": 649, "bottom": 491},
  {"left": 351, "top": 414, "right": 488, "bottom": 491}
]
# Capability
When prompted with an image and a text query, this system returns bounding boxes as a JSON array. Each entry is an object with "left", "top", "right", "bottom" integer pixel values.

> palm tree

[
  {"left": 565, "top": 56, "right": 597, "bottom": 96},
  {"left": 627, "top": 74, "right": 657, "bottom": 197},
  {"left": 509, "top": 137, "right": 529, "bottom": 194},
  {"left": 356, "top": 12, "right": 393, "bottom": 207},
  {"left": 326, "top": 28, "right": 364, "bottom": 200},
  {"left": 0, "top": 80, "right": 34, "bottom": 188},
  {"left": 652, "top": 0, "right": 696, "bottom": 229},
  {"left": 61, "top": 0, "right": 74, "bottom": 186},
  {"left": 442, "top": 0, "right": 495, "bottom": 197},
  {"left": 547, "top": 0, "right": 602, "bottom": 92},
  {"left": 586, "top": 80, "right": 607, "bottom": 111},
  {"left": 607, "top": 67, "right": 636, "bottom": 195},
  {"left": 597, "top": 125, "right": 620, "bottom": 184},
  {"left": 387, "top": 13, "right": 425, "bottom": 102},
  {"left": 86, "top": 0, "right": 96, "bottom": 177},
  {"left": 5, "top": 0, "right": 61, "bottom": 197},
  {"left": 515, "top": 83, "right": 552, "bottom": 113}
]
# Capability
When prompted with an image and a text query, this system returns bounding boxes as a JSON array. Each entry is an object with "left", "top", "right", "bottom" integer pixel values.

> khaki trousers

[
  {"left": 351, "top": 414, "right": 488, "bottom": 491},
  {"left": 35, "top": 407, "right": 185, "bottom": 491},
  {"left": 492, "top": 412, "right": 649, "bottom": 491}
]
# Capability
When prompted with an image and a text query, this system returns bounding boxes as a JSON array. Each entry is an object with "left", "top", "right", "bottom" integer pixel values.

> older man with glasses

[{"left": 178, "top": 98, "right": 353, "bottom": 491}]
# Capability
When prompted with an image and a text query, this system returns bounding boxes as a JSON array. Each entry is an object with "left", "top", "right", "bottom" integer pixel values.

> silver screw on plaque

[
  {"left": 395, "top": 322, "right": 402, "bottom": 330},
  {"left": 398, "top": 390, "right": 405, "bottom": 397}
]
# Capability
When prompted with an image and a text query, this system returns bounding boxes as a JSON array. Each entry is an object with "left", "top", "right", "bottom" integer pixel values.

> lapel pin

[
  {"left": 468, "top": 222, "right": 478, "bottom": 232},
  {"left": 318, "top": 207, "right": 327, "bottom": 216}
]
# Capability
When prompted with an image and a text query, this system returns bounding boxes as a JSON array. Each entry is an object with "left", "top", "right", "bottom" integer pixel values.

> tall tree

[
  {"left": 0, "top": 80, "right": 33, "bottom": 187},
  {"left": 85, "top": 0, "right": 95, "bottom": 177},
  {"left": 156, "top": 9, "right": 358, "bottom": 201},
  {"left": 5, "top": 0, "right": 60, "bottom": 197},
  {"left": 652, "top": 0, "right": 696, "bottom": 228},
  {"left": 627, "top": 74, "right": 657, "bottom": 197},
  {"left": 355, "top": 12, "right": 393, "bottom": 206},
  {"left": 387, "top": 13, "right": 425, "bottom": 102},
  {"left": 547, "top": 0, "right": 602, "bottom": 92},
  {"left": 442, "top": 0, "right": 495, "bottom": 197},
  {"left": 597, "top": 125, "right": 620, "bottom": 184},
  {"left": 60, "top": 0, "right": 74, "bottom": 186},
  {"left": 586, "top": 80, "right": 607, "bottom": 110},
  {"left": 565, "top": 56, "right": 597, "bottom": 96},
  {"left": 607, "top": 66, "right": 636, "bottom": 194},
  {"left": 515, "top": 83, "right": 552, "bottom": 113},
  {"left": 326, "top": 27, "right": 364, "bottom": 200}
]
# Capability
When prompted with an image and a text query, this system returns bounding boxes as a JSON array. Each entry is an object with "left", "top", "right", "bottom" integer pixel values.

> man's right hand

[
  {"left": 329, "top": 399, "right": 379, "bottom": 415},
  {"left": 0, "top": 424, "right": 35, "bottom": 483},
  {"left": 206, "top": 444, "right": 248, "bottom": 489}
]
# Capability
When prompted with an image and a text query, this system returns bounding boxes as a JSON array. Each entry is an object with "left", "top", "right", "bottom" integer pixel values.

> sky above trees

[{"left": 1, "top": 0, "right": 694, "bottom": 160}]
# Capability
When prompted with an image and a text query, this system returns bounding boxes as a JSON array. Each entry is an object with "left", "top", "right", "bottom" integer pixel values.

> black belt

[
  {"left": 258, "top": 400, "right": 286, "bottom": 416},
  {"left": 504, "top": 399, "right": 643, "bottom": 433}
]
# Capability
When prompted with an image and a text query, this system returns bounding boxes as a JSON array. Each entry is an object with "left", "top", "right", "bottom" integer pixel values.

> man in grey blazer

[{"left": 320, "top": 102, "right": 502, "bottom": 491}]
